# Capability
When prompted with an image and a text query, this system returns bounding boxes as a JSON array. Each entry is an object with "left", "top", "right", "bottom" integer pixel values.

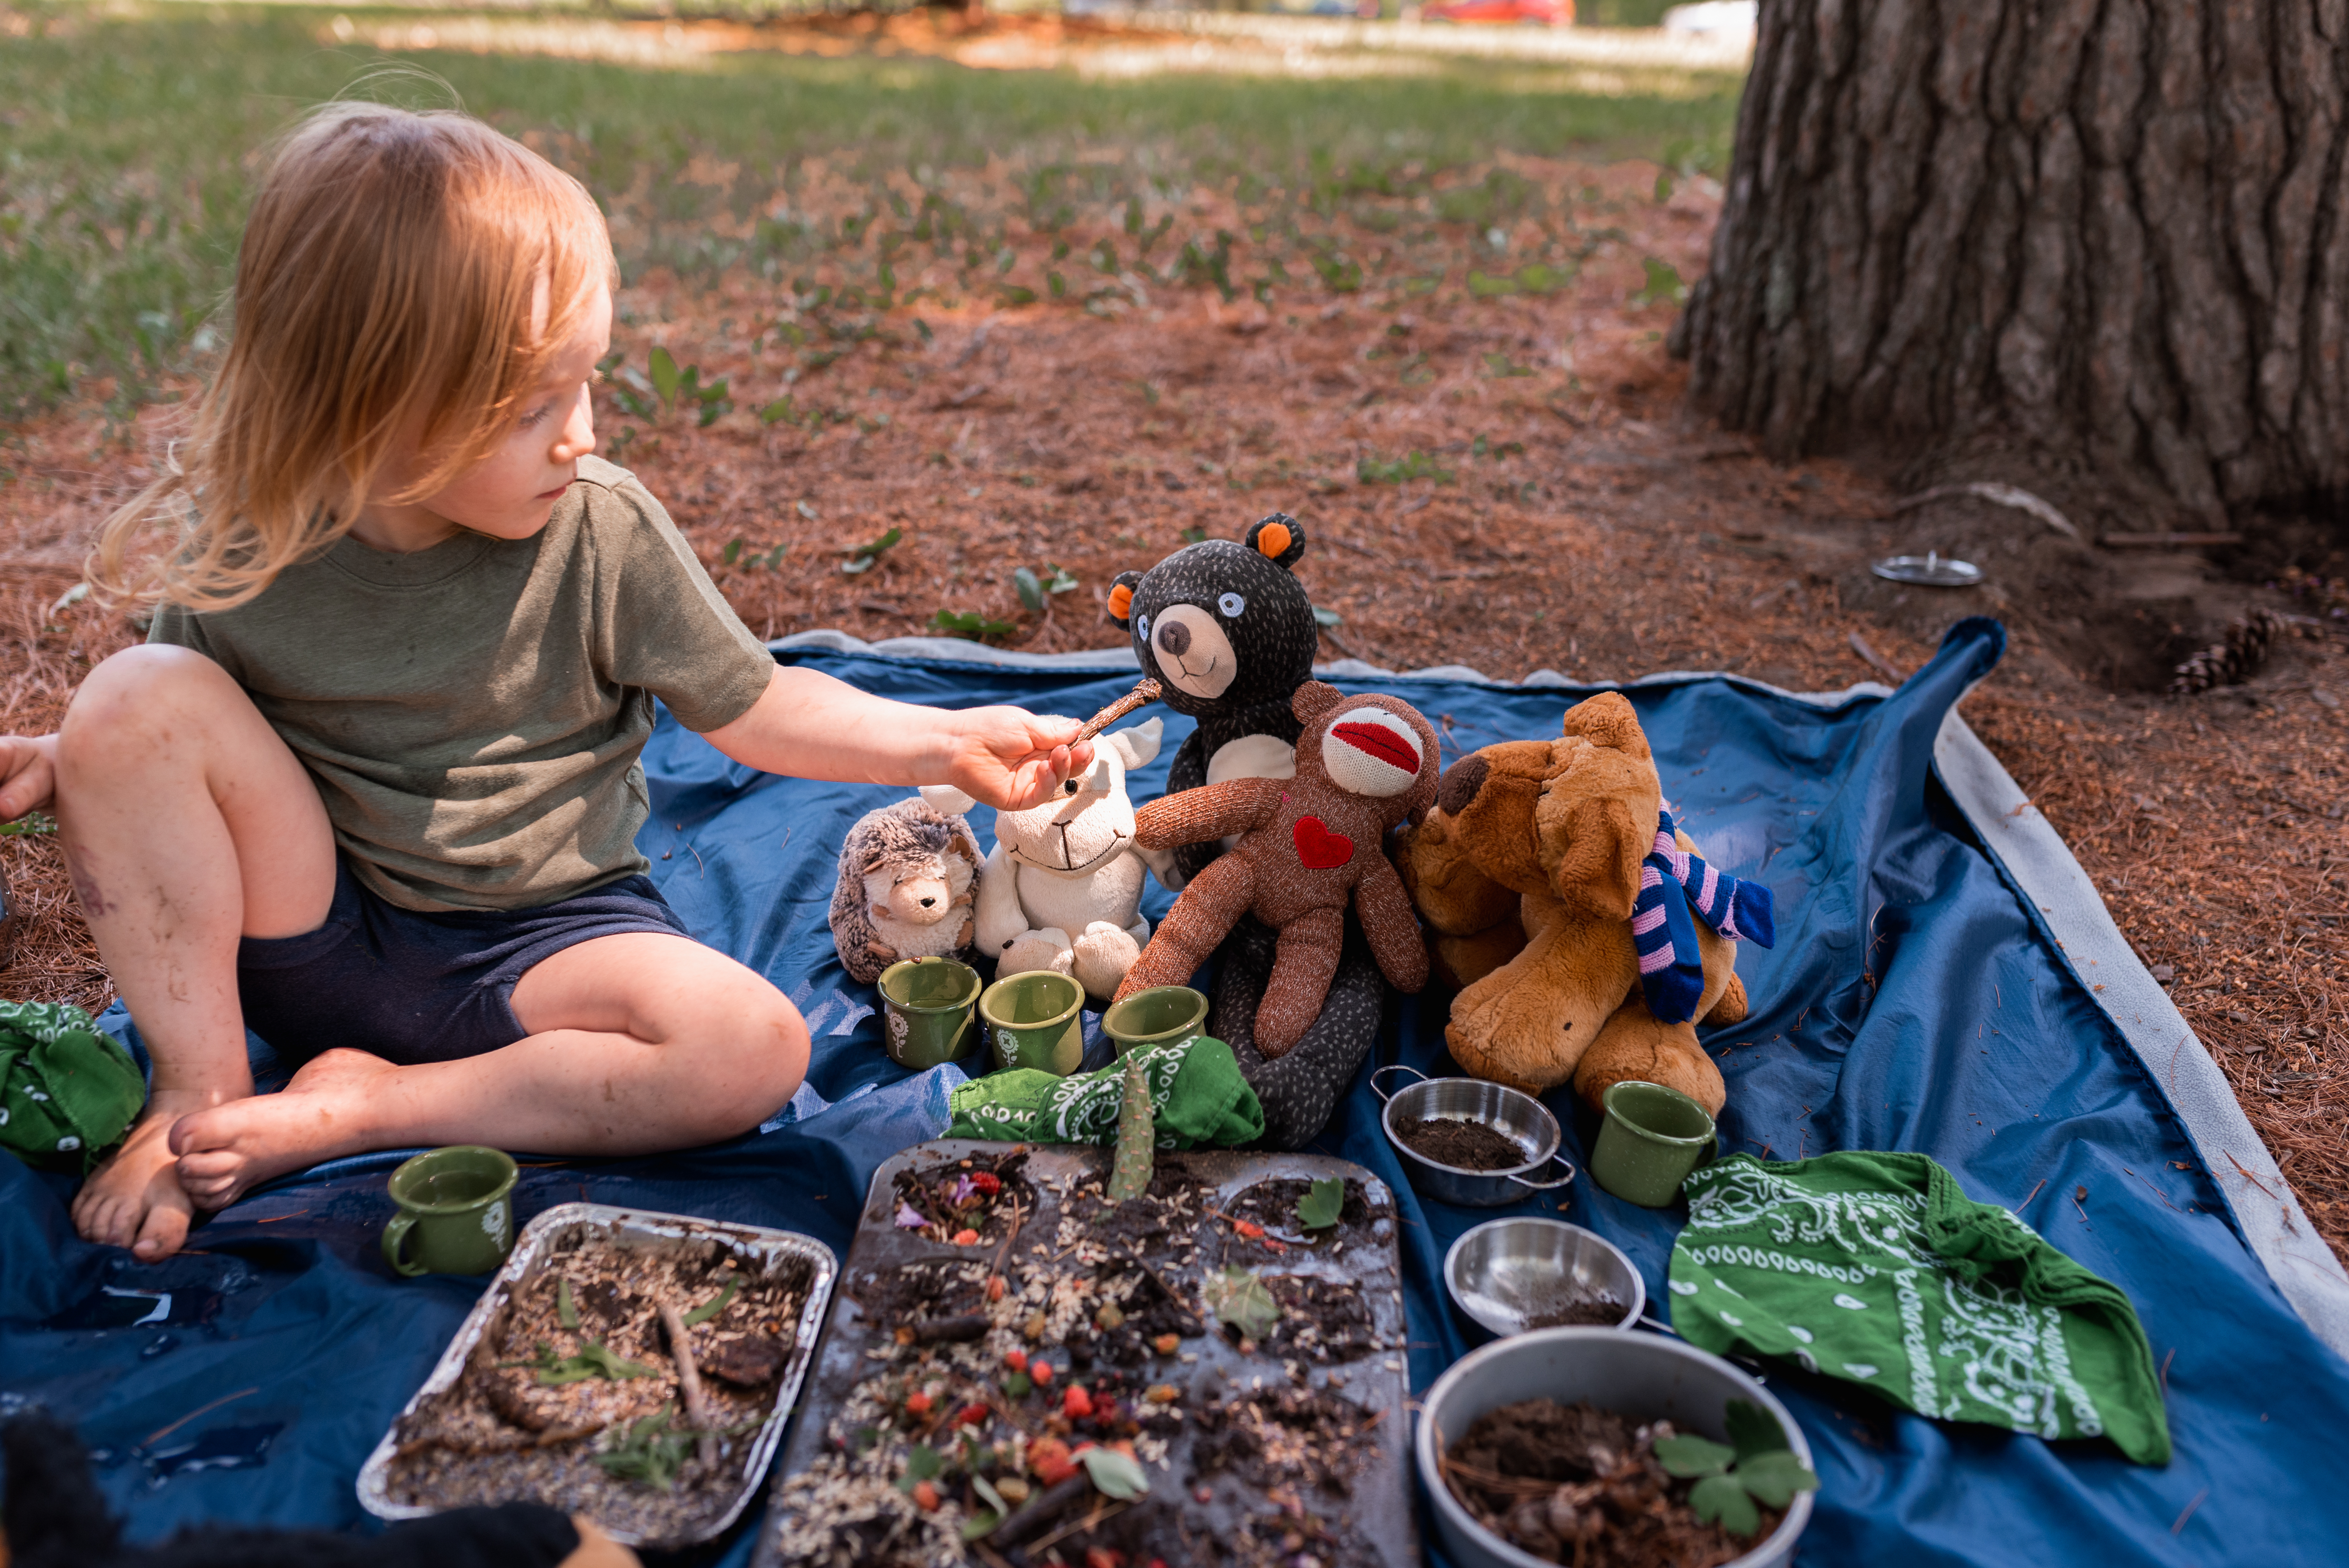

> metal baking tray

[
  {"left": 356, "top": 1202, "right": 836, "bottom": 1550},
  {"left": 754, "top": 1139, "right": 1418, "bottom": 1567}
]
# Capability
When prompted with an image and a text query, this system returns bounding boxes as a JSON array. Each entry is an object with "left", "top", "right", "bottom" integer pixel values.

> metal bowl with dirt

[
  {"left": 1416, "top": 1327, "right": 1815, "bottom": 1568},
  {"left": 1444, "top": 1217, "right": 1644, "bottom": 1338},
  {"left": 1372, "top": 1065, "right": 1576, "bottom": 1207}
]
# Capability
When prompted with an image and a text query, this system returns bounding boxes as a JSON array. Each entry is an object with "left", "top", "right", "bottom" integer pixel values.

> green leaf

[
  {"left": 1180, "top": 526, "right": 1206, "bottom": 544},
  {"left": 1652, "top": 1433, "right": 1736, "bottom": 1478},
  {"left": 647, "top": 346, "right": 681, "bottom": 407},
  {"left": 1631, "top": 256, "right": 1688, "bottom": 308},
  {"left": 722, "top": 538, "right": 743, "bottom": 565},
  {"left": 1078, "top": 1445, "right": 1150, "bottom": 1500},
  {"left": 614, "top": 386, "right": 655, "bottom": 420},
  {"left": 1724, "top": 1399, "right": 1790, "bottom": 1463},
  {"left": 556, "top": 1276, "right": 579, "bottom": 1330},
  {"left": 595, "top": 1403, "right": 692, "bottom": 1490},
  {"left": 842, "top": 526, "right": 903, "bottom": 574},
  {"left": 905, "top": 1443, "right": 943, "bottom": 1481},
  {"left": 1045, "top": 565, "right": 1080, "bottom": 594},
  {"left": 758, "top": 398, "right": 797, "bottom": 426},
  {"left": 536, "top": 1340, "right": 660, "bottom": 1385},
  {"left": 1295, "top": 1176, "right": 1344, "bottom": 1230},
  {"left": 763, "top": 543, "right": 790, "bottom": 569},
  {"left": 959, "top": 1512, "right": 1002, "bottom": 1541},
  {"left": 696, "top": 377, "right": 731, "bottom": 405},
  {"left": 999, "top": 285, "right": 1038, "bottom": 307},
  {"left": 1003, "top": 1370, "right": 1033, "bottom": 1399},
  {"left": 1046, "top": 271, "right": 1067, "bottom": 299},
  {"left": 1734, "top": 1450, "right": 1818, "bottom": 1509},
  {"left": 971, "top": 1474, "right": 1008, "bottom": 1516},
  {"left": 1311, "top": 606, "right": 1343, "bottom": 628},
  {"left": 931, "top": 609, "right": 1015, "bottom": 641},
  {"left": 682, "top": 1274, "right": 738, "bottom": 1327},
  {"left": 0, "top": 812, "right": 58, "bottom": 837},
  {"left": 1203, "top": 1265, "right": 1280, "bottom": 1342},
  {"left": 1689, "top": 1473, "right": 1761, "bottom": 1536},
  {"left": 914, "top": 317, "right": 934, "bottom": 344},
  {"left": 1014, "top": 567, "right": 1045, "bottom": 612},
  {"left": 698, "top": 398, "right": 731, "bottom": 428}
]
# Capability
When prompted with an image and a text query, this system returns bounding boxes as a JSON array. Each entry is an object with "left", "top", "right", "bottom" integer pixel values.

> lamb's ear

[
  {"left": 1107, "top": 572, "right": 1144, "bottom": 630},
  {"left": 919, "top": 784, "right": 977, "bottom": 816},
  {"left": 1108, "top": 715, "right": 1163, "bottom": 770},
  {"left": 1245, "top": 512, "right": 1306, "bottom": 569}
]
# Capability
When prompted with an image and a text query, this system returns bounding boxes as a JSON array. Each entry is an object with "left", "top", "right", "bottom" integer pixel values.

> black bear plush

[
  {"left": 1107, "top": 513, "right": 1319, "bottom": 890},
  {"left": 1107, "top": 514, "right": 1390, "bottom": 1149}
]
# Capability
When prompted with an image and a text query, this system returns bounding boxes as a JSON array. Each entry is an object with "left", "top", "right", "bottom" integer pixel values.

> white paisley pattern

[
  {"left": 1671, "top": 1159, "right": 2110, "bottom": 1442},
  {"left": 951, "top": 1041, "right": 1195, "bottom": 1149}
]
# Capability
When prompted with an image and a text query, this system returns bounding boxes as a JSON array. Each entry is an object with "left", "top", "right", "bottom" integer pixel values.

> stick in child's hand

[{"left": 1073, "top": 678, "right": 1162, "bottom": 744}]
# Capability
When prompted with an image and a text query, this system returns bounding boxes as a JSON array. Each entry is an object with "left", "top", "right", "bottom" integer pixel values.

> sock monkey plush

[{"left": 1114, "top": 682, "right": 1438, "bottom": 1056}]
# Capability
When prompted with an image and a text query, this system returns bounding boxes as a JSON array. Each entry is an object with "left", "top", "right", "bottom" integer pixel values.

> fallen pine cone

[{"left": 2170, "top": 609, "right": 2283, "bottom": 695}]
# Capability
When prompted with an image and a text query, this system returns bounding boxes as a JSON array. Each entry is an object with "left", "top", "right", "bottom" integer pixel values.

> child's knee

[{"left": 58, "top": 645, "right": 232, "bottom": 772}]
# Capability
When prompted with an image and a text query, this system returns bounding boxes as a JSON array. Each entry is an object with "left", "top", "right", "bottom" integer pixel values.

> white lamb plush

[{"left": 922, "top": 718, "right": 1164, "bottom": 1002}]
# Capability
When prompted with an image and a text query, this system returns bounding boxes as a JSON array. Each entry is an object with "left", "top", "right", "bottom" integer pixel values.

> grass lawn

[{"left": 0, "top": 1, "right": 1741, "bottom": 421}]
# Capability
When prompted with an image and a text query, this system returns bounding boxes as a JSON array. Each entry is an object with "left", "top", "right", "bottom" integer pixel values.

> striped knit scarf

[{"left": 1633, "top": 810, "right": 1775, "bottom": 1025}]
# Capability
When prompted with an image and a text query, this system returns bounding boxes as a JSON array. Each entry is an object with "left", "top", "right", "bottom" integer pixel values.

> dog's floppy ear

[
  {"left": 1558, "top": 691, "right": 1649, "bottom": 760},
  {"left": 1107, "top": 572, "right": 1144, "bottom": 630},
  {"left": 1539, "top": 791, "right": 1647, "bottom": 921}
]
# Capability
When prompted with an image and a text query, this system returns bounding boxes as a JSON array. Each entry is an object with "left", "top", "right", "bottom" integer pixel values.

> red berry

[
  {"left": 1031, "top": 1360, "right": 1055, "bottom": 1385},
  {"left": 954, "top": 1403, "right": 991, "bottom": 1430},
  {"left": 1063, "top": 1384, "right": 1094, "bottom": 1420},
  {"left": 904, "top": 1390, "right": 932, "bottom": 1416},
  {"left": 1004, "top": 1349, "right": 1028, "bottom": 1372},
  {"left": 912, "top": 1479, "right": 940, "bottom": 1511}
]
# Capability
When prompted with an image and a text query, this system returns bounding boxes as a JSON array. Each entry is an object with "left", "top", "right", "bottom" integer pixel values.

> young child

[{"left": 0, "top": 103, "right": 1092, "bottom": 1263}]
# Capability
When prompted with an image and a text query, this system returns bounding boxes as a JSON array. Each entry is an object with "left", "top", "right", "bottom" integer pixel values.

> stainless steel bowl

[
  {"left": 1372, "top": 1065, "right": 1576, "bottom": 1207},
  {"left": 1416, "top": 1327, "right": 1815, "bottom": 1568},
  {"left": 1444, "top": 1217, "right": 1643, "bottom": 1337}
]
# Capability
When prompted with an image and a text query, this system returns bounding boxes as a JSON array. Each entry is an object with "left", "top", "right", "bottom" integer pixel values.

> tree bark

[{"left": 1676, "top": 0, "right": 2349, "bottom": 527}]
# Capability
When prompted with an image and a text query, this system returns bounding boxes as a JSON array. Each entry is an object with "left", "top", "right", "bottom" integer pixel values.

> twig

[
  {"left": 1075, "top": 678, "right": 1161, "bottom": 744},
  {"left": 1847, "top": 630, "right": 1905, "bottom": 684},
  {"left": 1023, "top": 1497, "right": 1128, "bottom": 1557},
  {"left": 2171, "top": 1487, "right": 2208, "bottom": 1534},
  {"left": 656, "top": 1301, "right": 720, "bottom": 1468},
  {"left": 1891, "top": 481, "right": 2080, "bottom": 540},
  {"left": 1123, "top": 1243, "right": 1206, "bottom": 1329},
  {"left": 2224, "top": 1149, "right": 2279, "bottom": 1199}
]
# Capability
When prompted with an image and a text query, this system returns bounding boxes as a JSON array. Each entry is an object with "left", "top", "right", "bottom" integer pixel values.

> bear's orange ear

[
  {"left": 1244, "top": 512, "right": 1306, "bottom": 568},
  {"left": 1107, "top": 572, "right": 1142, "bottom": 629}
]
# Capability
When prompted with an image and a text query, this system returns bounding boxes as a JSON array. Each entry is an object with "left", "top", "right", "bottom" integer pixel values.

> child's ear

[
  {"left": 1244, "top": 513, "right": 1306, "bottom": 570},
  {"left": 1107, "top": 572, "right": 1144, "bottom": 629}
]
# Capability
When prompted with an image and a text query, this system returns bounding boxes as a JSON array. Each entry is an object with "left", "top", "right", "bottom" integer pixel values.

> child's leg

[
  {"left": 169, "top": 931, "right": 809, "bottom": 1205},
  {"left": 54, "top": 646, "right": 339, "bottom": 1259}
]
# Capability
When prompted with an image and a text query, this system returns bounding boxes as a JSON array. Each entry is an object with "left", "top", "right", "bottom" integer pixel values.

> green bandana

[
  {"left": 947, "top": 1036, "right": 1264, "bottom": 1149},
  {"left": 0, "top": 1000, "right": 147, "bottom": 1174},
  {"left": 1668, "top": 1153, "right": 2170, "bottom": 1465}
]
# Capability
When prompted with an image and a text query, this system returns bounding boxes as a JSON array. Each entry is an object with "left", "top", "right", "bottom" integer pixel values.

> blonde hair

[{"left": 94, "top": 100, "right": 615, "bottom": 611}]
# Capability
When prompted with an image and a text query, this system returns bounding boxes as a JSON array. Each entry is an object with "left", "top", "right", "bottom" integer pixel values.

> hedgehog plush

[{"left": 828, "top": 796, "right": 984, "bottom": 985}]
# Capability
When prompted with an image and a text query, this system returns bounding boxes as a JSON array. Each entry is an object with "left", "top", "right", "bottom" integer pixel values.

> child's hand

[
  {"left": 943, "top": 707, "right": 1096, "bottom": 811},
  {"left": 0, "top": 734, "right": 57, "bottom": 821}
]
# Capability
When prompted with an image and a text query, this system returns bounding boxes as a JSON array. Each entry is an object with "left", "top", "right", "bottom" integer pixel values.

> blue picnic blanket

[{"left": 4, "top": 617, "right": 2345, "bottom": 1566}]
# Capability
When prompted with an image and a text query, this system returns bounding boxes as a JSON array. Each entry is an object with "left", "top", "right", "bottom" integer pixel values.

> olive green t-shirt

[{"left": 148, "top": 456, "right": 775, "bottom": 912}]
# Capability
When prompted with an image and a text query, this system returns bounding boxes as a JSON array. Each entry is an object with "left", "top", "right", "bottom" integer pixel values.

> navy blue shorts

[{"left": 235, "top": 859, "right": 691, "bottom": 1067}]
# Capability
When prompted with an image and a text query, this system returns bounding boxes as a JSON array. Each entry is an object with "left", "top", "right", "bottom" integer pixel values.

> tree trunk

[{"left": 1675, "top": 0, "right": 2349, "bottom": 527}]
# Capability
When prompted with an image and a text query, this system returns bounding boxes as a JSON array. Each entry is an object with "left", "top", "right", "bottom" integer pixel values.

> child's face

[{"left": 401, "top": 276, "right": 614, "bottom": 544}]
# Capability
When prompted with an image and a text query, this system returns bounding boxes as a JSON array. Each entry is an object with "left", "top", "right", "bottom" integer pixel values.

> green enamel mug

[
  {"left": 879, "top": 956, "right": 983, "bottom": 1069},
  {"left": 979, "top": 970, "right": 1086, "bottom": 1076},
  {"left": 1590, "top": 1081, "right": 1721, "bottom": 1208},
  {"left": 381, "top": 1145, "right": 517, "bottom": 1277},
  {"left": 1100, "top": 985, "right": 1208, "bottom": 1057}
]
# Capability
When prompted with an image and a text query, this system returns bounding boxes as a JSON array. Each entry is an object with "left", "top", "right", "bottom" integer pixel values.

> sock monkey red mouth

[{"left": 1333, "top": 719, "right": 1420, "bottom": 774}]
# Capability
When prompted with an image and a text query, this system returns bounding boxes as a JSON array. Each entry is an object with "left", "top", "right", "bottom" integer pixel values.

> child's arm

[{"left": 704, "top": 666, "right": 1094, "bottom": 812}]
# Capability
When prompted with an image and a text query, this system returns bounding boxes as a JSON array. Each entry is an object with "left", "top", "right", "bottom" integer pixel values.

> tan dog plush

[
  {"left": 1398, "top": 692, "right": 1766, "bottom": 1114},
  {"left": 1113, "top": 682, "right": 1438, "bottom": 1056}
]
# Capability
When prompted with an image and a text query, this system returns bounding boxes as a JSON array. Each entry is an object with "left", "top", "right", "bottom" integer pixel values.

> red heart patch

[{"left": 1292, "top": 815, "right": 1354, "bottom": 870}]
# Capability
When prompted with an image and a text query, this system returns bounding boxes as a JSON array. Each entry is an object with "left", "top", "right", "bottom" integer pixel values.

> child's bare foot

[
  {"left": 71, "top": 1101, "right": 200, "bottom": 1260},
  {"left": 169, "top": 1048, "right": 397, "bottom": 1209}
]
